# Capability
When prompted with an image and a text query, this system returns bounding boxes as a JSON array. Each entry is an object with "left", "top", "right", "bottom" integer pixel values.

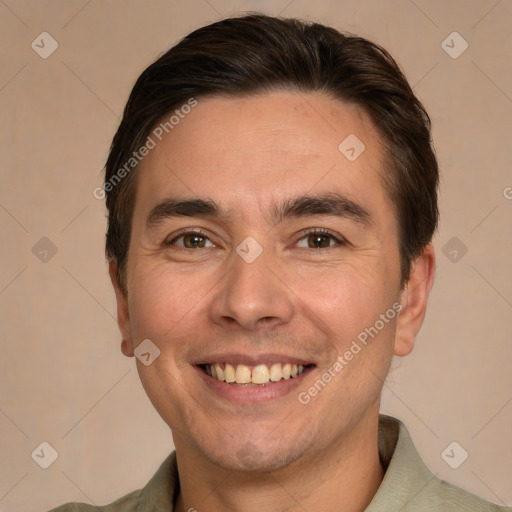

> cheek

[
  {"left": 292, "top": 260, "right": 396, "bottom": 344},
  {"left": 127, "top": 260, "right": 210, "bottom": 344},
  {"left": 126, "top": 263, "right": 211, "bottom": 426}
]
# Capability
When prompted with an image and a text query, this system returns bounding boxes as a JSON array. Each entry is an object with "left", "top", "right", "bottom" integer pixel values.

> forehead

[{"left": 135, "top": 91, "right": 390, "bottom": 222}]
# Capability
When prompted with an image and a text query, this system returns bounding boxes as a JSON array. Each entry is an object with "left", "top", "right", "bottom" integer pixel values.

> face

[{"left": 112, "top": 91, "right": 430, "bottom": 472}]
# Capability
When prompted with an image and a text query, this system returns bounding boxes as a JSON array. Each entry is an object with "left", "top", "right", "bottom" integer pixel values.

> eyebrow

[
  {"left": 147, "top": 198, "right": 224, "bottom": 228},
  {"left": 272, "top": 193, "right": 372, "bottom": 227},
  {"left": 146, "top": 192, "right": 372, "bottom": 229}
]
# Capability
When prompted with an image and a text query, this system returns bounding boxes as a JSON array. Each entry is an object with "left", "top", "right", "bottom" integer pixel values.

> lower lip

[{"left": 194, "top": 365, "right": 314, "bottom": 403}]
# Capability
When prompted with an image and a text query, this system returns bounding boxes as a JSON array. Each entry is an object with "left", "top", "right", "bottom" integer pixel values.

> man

[{"left": 52, "top": 13, "right": 511, "bottom": 512}]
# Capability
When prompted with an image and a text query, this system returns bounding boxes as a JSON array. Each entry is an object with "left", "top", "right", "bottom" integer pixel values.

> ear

[
  {"left": 109, "top": 261, "right": 134, "bottom": 357},
  {"left": 394, "top": 243, "right": 436, "bottom": 357}
]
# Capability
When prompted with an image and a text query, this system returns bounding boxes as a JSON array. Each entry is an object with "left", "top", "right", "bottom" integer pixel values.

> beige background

[{"left": 0, "top": 0, "right": 511, "bottom": 510}]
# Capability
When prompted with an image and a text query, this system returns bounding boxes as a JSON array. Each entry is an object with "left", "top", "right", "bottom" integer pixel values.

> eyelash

[{"left": 165, "top": 228, "right": 346, "bottom": 249}]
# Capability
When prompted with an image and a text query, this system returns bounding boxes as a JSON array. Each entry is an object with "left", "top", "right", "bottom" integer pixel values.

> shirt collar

[{"left": 365, "top": 414, "right": 436, "bottom": 511}]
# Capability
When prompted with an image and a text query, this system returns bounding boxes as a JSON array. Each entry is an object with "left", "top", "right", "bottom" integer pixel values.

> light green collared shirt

[{"left": 49, "top": 415, "right": 511, "bottom": 511}]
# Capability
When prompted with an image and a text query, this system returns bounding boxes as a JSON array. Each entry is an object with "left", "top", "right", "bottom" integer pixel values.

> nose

[{"left": 209, "top": 247, "right": 295, "bottom": 331}]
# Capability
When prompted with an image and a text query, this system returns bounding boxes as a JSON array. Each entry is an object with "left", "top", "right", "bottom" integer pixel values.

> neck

[{"left": 174, "top": 412, "right": 384, "bottom": 512}]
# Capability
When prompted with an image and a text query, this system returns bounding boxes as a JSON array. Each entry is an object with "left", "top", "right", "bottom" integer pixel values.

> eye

[
  {"left": 296, "top": 229, "right": 345, "bottom": 249},
  {"left": 166, "top": 230, "right": 215, "bottom": 249}
]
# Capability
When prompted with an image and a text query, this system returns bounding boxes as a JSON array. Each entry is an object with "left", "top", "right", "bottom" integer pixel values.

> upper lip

[{"left": 193, "top": 353, "right": 316, "bottom": 367}]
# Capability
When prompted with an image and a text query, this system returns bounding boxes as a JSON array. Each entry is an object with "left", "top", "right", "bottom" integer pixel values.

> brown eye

[
  {"left": 307, "top": 233, "right": 333, "bottom": 248},
  {"left": 167, "top": 231, "right": 215, "bottom": 248},
  {"left": 297, "top": 230, "right": 343, "bottom": 249},
  {"left": 183, "top": 234, "right": 207, "bottom": 248}
]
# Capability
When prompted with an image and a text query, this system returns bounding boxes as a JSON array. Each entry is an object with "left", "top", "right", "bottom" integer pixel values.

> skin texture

[{"left": 110, "top": 91, "right": 435, "bottom": 512}]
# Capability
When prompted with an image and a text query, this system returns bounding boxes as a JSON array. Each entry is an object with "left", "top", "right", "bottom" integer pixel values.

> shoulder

[
  {"left": 407, "top": 476, "right": 512, "bottom": 511},
  {"left": 47, "top": 489, "right": 142, "bottom": 512},
  {"left": 46, "top": 451, "right": 178, "bottom": 512},
  {"left": 435, "top": 477, "right": 511, "bottom": 511},
  {"left": 371, "top": 415, "right": 512, "bottom": 511}
]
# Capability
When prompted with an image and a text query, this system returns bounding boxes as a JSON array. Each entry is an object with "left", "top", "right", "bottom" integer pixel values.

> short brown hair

[{"left": 104, "top": 13, "right": 438, "bottom": 291}]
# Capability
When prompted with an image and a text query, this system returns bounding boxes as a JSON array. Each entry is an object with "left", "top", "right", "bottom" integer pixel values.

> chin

[{"left": 200, "top": 434, "right": 312, "bottom": 473}]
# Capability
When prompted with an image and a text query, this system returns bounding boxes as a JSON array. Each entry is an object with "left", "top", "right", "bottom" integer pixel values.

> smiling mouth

[{"left": 198, "top": 362, "right": 315, "bottom": 386}]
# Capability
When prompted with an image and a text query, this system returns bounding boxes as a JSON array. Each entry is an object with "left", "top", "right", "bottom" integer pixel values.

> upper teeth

[{"left": 205, "top": 363, "right": 305, "bottom": 385}]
